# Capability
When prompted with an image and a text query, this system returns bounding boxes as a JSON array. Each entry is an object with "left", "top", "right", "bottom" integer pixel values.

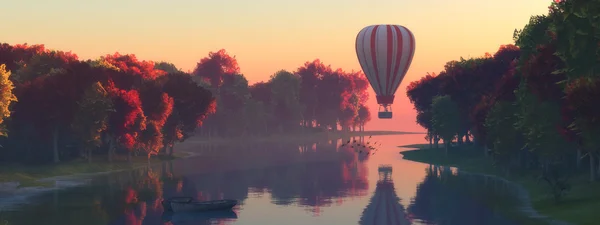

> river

[{"left": 0, "top": 134, "right": 532, "bottom": 225}]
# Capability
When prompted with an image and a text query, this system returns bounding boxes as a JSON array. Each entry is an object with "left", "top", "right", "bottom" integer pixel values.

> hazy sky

[{"left": 1, "top": 0, "right": 552, "bottom": 132}]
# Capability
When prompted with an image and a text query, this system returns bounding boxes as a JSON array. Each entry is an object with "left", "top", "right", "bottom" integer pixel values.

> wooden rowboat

[{"left": 163, "top": 197, "right": 238, "bottom": 212}]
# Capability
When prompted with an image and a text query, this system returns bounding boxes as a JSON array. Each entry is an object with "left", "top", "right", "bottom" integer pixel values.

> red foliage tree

[
  {"left": 0, "top": 43, "right": 46, "bottom": 73},
  {"left": 520, "top": 43, "right": 565, "bottom": 101},
  {"left": 192, "top": 49, "right": 240, "bottom": 88},
  {"left": 137, "top": 80, "right": 174, "bottom": 156},
  {"left": 101, "top": 53, "right": 165, "bottom": 80},
  {"left": 160, "top": 72, "right": 216, "bottom": 155},
  {"left": 105, "top": 80, "right": 147, "bottom": 152}
]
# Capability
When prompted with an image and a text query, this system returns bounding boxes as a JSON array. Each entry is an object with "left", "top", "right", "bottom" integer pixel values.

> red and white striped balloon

[{"left": 355, "top": 25, "right": 416, "bottom": 106}]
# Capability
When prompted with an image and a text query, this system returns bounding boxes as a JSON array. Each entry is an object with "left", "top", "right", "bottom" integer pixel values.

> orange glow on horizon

[{"left": 0, "top": 0, "right": 552, "bottom": 131}]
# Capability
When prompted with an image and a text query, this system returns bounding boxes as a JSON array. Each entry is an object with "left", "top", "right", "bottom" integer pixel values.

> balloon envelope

[{"left": 355, "top": 25, "right": 416, "bottom": 106}]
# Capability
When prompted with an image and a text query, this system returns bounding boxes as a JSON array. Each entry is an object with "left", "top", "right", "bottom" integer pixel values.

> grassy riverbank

[
  {"left": 399, "top": 144, "right": 600, "bottom": 225},
  {"left": 0, "top": 153, "right": 188, "bottom": 187},
  {"left": 0, "top": 130, "right": 416, "bottom": 187}
]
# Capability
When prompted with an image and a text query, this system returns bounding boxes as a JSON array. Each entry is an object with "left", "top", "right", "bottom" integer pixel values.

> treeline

[
  {"left": 406, "top": 0, "right": 600, "bottom": 189},
  {"left": 0, "top": 44, "right": 371, "bottom": 164},
  {"left": 191, "top": 50, "right": 371, "bottom": 137}
]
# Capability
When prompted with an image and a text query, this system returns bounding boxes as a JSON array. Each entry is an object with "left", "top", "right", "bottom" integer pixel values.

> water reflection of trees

[
  {"left": 359, "top": 165, "right": 411, "bottom": 225},
  {"left": 407, "top": 165, "right": 525, "bottom": 225},
  {"left": 1, "top": 137, "right": 369, "bottom": 225}
]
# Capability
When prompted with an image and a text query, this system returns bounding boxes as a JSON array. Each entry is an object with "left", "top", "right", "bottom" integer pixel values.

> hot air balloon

[{"left": 355, "top": 25, "right": 416, "bottom": 119}]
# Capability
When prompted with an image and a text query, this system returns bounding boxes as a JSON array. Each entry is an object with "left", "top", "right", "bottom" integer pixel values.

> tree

[
  {"left": 355, "top": 104, "right": 371, "bottom": 132},
  {"left": 154, "top": 61, "right": 182, "bottom": 74},
  {"left": 296, "top": 59, "right": 331, "bottom": 128},
  {"left": 137, "top": 80, "right": 174, "bottom": 158},
  {"left": 269, "top": 70, "right": 303, "bottom": 132},
  {"left": 105, "top": 81, "right": 147, "bottom": 162},
  {"left": 407, "top": 73, "right": 442, "bottom": 144},
  {"left": 0, "top": 64, "right": 17, "bottom": 136},
  {"left": 161, "top": 72, "right": 216, "bottom": 156},
  {"left": 431, "top": 95, "right": 461, "bottom": 155},
  {"left": 192, "top": 49, "right": 240, "bottom": 88},
  {"left": 484, "top": 100, "right": 521, "bottom": 166},
  {"left": 565, "top": 77, "right": 600, "bottom": 181},
  {"left": 71, "top": 82, "right": 114, "bottom": 162}
]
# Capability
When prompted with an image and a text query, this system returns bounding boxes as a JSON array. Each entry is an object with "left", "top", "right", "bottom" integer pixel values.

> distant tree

[
  {"left": 192, "top": 49, "right": 240, "bottom": 88},
  {"left": 296, "top": 59, "right": 331, "bottom": 128},
  {"left": 154, "top": 61, "right": 182, "bottom": 74},
  {"left": 269, "top": 70, "right": 303, "bottom": 132}
]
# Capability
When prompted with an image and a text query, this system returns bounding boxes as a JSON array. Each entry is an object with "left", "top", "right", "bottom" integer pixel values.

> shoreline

[
  {"left": 398, "top": 144, "right": 595, "bottom": 225},
  {"left": 0, "top": 131, "right": 417, "bottom": 208}
]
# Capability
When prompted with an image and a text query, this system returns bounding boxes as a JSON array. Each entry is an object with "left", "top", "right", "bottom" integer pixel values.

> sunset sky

[{"left": 1, "top": 0, "right": 552, "bottom": 132}]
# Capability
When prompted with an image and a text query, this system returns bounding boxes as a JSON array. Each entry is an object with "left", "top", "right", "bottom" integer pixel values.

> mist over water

[{"left": 0, "top": 134, "right": 531, "bottom": 225}]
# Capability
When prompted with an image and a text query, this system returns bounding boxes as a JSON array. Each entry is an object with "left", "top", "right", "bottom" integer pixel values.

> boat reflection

[
  {"left": 161, "top": 210, "right": 237, "bottom": 224},
  {"left": 359, "top": 165, "right": 411, "bottom": 225}
]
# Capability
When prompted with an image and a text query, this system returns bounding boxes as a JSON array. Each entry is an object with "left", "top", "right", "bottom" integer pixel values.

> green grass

[
  {"left": 0, "top": 152, "right": 188, "bottom": 187},
  {"left": 400, "top": 145, "right": 600, "bottom": 225}
]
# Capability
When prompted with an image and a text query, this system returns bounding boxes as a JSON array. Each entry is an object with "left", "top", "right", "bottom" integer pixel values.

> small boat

[{"left": 163, "top": 197, "right": 238, "bottom": 212}]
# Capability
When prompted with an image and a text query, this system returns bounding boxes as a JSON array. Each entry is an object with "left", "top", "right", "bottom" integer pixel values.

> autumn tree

[
  {"left": 0, "top": 64, "right": 17, "bottom": 136},
  {"left": 105, "top": 82, "right": 147, "bottom": 162},
  {"left": 161, "top": 72, "right": 216, "bottom": 156},
  {"left": 192, "top": 49, "right": 240, "bottom": 88}
]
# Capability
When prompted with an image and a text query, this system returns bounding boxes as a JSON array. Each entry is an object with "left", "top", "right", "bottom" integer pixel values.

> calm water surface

[{"left": 1, "top": 134, "right": 528, "bottom": 225}]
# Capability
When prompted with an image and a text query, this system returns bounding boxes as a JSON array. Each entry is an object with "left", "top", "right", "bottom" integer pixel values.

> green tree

[
  {"left": 154, "top": 61, "right": 182, "bottom": 74},
  {"left": 269, "top": 70, "right": 303, "bottom": 132},
  {"left": 484, "top": 101, "right": 520, "bottom": 166},
  {"left": 431, "top": 95, "right": 461, "bottom": 155},
  {"left": 71, "top": 82, "right": 114, "bottom": 162}
]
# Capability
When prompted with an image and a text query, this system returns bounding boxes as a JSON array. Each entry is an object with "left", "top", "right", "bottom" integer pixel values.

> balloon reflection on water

[{"left": 359, "top": 165, "right": 412, "bottom": 225}]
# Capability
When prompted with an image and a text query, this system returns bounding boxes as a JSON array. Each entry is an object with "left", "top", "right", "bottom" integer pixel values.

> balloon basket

[
  {"left": 378, "top": 105, "right": 393, "bottom": 119},
  {"left": 378, "top": 111, "right": 392, "bottom": 119}
]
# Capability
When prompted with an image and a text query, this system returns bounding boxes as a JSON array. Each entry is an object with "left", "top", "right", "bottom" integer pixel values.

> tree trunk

[
  {"left": 168, "top": 142, "right": 175, "bottom": 156},
  {"left": 88, "top": 149, "right": 92, "bottom": 163},
  {"left": 597, "top": 154, "right": 600, "bottom": 176},
  {"left": 590, "top": 154, "right": 596, "bottom": 182},
  {"left": 465, "top": 134, "right": 471, "bottom": 144},
  {"left": 53, "top": 126, "right": 60, "bottom": 163},
  {"left": 428, "top": 133, "right": 433, "bottom": 149},
  {"left": 108, "top": 136, "right": 115, "bottom": 163},
  {"left": 444, "top": 142, "right": 449, "bottom": 155},
  {"left": 484, "top": 145, "right": 489, "bottom": 157},
  {"left": 127, "top": 151, "right": 132, "bottom": 163},
  {"left": 576, "top": 149, "right": 582, "bottom": 170},
  {"left": 434, "top": 136, "right": 440, "bottom": 148}
]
